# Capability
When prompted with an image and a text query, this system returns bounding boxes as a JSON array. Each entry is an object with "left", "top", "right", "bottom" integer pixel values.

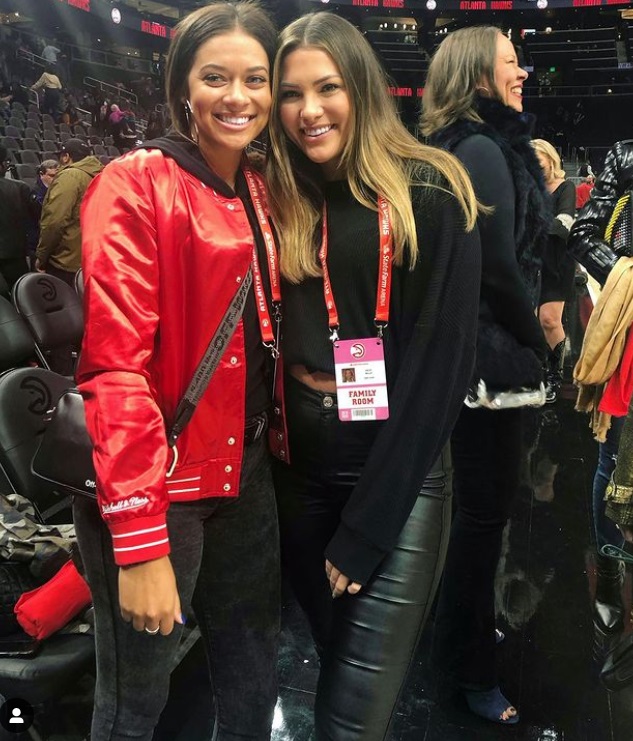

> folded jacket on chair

[{"left": 14, "top": 559, "right": 91, "bottom": 640}]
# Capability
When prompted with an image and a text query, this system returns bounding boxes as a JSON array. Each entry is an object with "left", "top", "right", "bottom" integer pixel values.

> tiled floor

[{"left": 26, "top": 285, "right": 633, "bottom": 739}]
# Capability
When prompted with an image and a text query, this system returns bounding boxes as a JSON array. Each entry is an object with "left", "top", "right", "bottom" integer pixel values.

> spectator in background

[
  {"left": 144, "top": 110, "right": 165, "bottom": 141},
  {"left": 0, "top": 145, "right": 37, "bottom": 288},
  {"left": 36, "top": 139, "right": 102, "bottom": 287},
  {"left": 576, "top": 164, "right": 595, "bottom": 210},
  {"left": 31, "top": 63, "right": 63, "bottom": 118},
  {"left": 41, "top": 41, "right": 61, "bottom": 64},
  {"left": 27, "top": 158, "right": 59, "bottom": 268},
  {"left": 533, "top": 139, "right": 576, "bottom": 403}
]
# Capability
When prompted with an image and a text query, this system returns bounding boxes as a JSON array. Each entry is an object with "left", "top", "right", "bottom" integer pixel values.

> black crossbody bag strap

[{"left": 167, "top": 268, "right": 252, "bottom": 455}]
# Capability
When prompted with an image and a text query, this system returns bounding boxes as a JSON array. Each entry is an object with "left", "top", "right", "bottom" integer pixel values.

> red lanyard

[
  {"left": 319, "top": 195, "right": 393, "bottom": 341},
  {"left": 243, "top": 168, "right": 281, "bottom": 354}
]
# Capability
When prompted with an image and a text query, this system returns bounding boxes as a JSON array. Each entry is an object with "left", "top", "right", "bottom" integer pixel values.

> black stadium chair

[
  {"left": 59, "top": 132, "right": 71, "bottom": 143},
  {"left": 106, "top": 145, "right": 120, "bottom": 158},
  {"left": 24, "top": 127, "right": 40, "bottom": 141},
  {"left": 92, "top": 144, "right": 106, "bottom": 156},
  {"left": 19, "top": 150, "right": 41, "bottom": 166},
  {"left": 15, "top": 163, "right": 38, "bottom": 182},
  {"left": 0, "top": 367, "right": 94, "bottom": 724},
  {"left": 41, "top": 151, "right": 57, "bottom": 163},
  {"left": 98, "top": 155, "right": 110, "bottom": 167},
  {"left": 0, "top": 296, "right": 36, "bottom": 371},
  {"left": 12, "top": 274, "right": 84, "bottom": 376},
  {"left": 1, "top": 136, "right": 19, "bottom": 151},
  {"left": 3, "top": 125, "right": 22, "bottom": 140},
  {"left": 74, "top": 268, "right": 84, "bottom": 303},
  {"left": 21, "top": 138, "right": 39, "bottom": 151},
  {"left": 41, "top": 139, "right": 57, "bottom": 152}
]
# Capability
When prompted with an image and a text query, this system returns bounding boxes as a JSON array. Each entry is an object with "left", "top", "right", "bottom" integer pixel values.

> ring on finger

[{"left": 144, "top": 625, "right": 160, "bottom": 635}]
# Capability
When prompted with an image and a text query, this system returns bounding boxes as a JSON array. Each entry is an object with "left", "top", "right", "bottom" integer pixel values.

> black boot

[
  {"left": 594, "top": 553, "right": 625, "bottom": 634},
  {"left": 545, "top": 339, "right": 566, "bottom": 404}
]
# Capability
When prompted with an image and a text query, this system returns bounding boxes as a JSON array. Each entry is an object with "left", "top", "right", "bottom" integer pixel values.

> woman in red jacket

[{"left": 74, "top": 3, "right": 281, "bottom": 739}]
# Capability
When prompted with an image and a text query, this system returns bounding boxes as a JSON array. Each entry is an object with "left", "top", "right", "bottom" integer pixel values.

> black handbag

[
  {"left": 31, "top": 270, "right": 253, "bottom": 499},
  {"left": 0, "top": 561, "right": 36, "bottom": 637}
]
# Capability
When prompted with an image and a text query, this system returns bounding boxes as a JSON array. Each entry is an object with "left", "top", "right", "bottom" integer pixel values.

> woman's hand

[
  {"left": 325, "top": 559, "right": 362, "bottom": 599},
  {"left": 118, "top": 555, "right": 184, "bottom": 636}
]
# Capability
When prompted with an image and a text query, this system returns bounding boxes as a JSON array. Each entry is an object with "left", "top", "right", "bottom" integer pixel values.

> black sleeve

[
  {"left": 324, "top": 191, "right": 481, "bottom": 584},
  {"left": 568, "top": 143, "right": 624, "bottom": 284},
  {"left": 454, "top": 135, "right": 546, "bottom": 358},
  {"left": 550, "top": 179, "right": 576, "bottom": 241}
]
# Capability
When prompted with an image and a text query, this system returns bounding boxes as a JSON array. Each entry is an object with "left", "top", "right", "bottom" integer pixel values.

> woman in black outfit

[
  {"left": 266, "top": 12, "right": 481, "bottom": 740},
  {"left": 421, "top": 26, "right": 549, "bottom": 725},
  {"left": 532, "top": 138, "right": 576, "bottom": 403}
]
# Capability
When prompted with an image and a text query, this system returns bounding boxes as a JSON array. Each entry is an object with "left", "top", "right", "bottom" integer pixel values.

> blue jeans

[
  {"left": 73, "top": 439, "right": 280, "bottom": 741},
  {"left": 592, "top": 415, "right": 626, "bottom": 550}
]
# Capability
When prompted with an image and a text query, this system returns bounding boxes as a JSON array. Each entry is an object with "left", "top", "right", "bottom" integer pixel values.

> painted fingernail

[{"left": 181, "top": 614, "right": 187, "bottom": 624}]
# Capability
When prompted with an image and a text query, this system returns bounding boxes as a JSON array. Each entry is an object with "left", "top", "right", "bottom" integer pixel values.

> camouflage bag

[
  {"left": 0, "top": 492, "right": 77, "bottom": 637},
  {"left": 0, "top": 492, "right": 76, "bottom": 583}
]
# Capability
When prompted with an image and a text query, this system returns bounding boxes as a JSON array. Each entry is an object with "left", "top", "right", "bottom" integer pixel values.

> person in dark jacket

[
  {"left": 532, "top": 138, "right": 577, "bottom": 403},
  {"left": 0, "top": 145, "right": 37, "bottom": 288},
  {"left": 421, "top": 26, "right": 550, "bottom": 725},
  {"left": 568, "top": 140, "right": 633, "bottom": 284},
  {"left": 267, "top": 12, "right": 480, "bottom": 740},
  {"left": 568, "top": 139, "right": 633, "bottom": 646}
]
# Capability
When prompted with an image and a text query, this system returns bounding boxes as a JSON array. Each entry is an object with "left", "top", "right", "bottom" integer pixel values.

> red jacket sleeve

[{"left": 77, "top": 154, "right": 170, "bottom": 566}]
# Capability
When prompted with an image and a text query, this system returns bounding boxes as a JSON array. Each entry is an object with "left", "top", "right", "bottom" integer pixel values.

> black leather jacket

[{"left": 568, "top": 139, "right": 633, "bottom": 284}]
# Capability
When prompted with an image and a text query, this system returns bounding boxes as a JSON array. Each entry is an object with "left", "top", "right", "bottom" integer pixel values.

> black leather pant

[{"left": 273, "top": 376, "right": 451, "bottom": 740}]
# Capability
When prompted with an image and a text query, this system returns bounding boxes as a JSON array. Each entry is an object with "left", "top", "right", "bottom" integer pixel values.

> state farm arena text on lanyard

[{"left": 320, "top": 196, "right": 392, "bottom": 422}]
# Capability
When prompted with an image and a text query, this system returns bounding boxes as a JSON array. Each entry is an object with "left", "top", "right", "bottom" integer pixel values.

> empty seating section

[
  {"left": 1, "top": 101, "right": 114, "bottom": 183},
  {"left": 526, "top": 27, "right": 619, "bottom": 72}
]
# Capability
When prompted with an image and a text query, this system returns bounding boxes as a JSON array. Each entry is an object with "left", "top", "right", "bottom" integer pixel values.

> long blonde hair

[
  {"left": 532, "top": 139, "right": 565, "bottom": 182},
  {"left": 266, "top": 12, "right": 479, "bottom": 284},
  {"left": 420, "top": 26, "right": 502, "bottom": 137}
]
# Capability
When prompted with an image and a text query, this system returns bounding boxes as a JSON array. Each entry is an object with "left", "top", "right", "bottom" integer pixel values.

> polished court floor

[{"left": 38, "top": 286, "right": 633, "bottom": 739}]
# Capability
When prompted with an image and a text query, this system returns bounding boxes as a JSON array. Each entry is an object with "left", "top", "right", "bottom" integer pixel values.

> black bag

[
  {"left": 31, "top": 269, "right": 254, "bottom": 499},
  {"left": 605, "top": 190, "right": 633, "bottom": 258},
  {"left": 31, "top": 389, "right": 96, "bottom": 498},
  {"left": 0, "top": 561, "right": 36, "bottom": 637}
]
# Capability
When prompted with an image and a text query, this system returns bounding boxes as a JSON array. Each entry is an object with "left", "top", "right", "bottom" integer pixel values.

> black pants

[
  {"left": 74, "top": 439, "right": 280, "bottom": 741},
  {"left": 433, "top": 405, "right": 523, "bottom": 690},
  {"left": 0, "top": 256, "right": 28, "bottom": 291},
  {"left": 273, "top": 376, "right": 451, "bottom": 740}
]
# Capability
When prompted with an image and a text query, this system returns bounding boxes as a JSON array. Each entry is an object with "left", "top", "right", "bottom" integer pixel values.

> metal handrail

[
  {"left": 16, "top": 48, "right": 47, "bottom": 69},
  {"left": 83, "top": 77, "right": 138, "bottom": 105}
]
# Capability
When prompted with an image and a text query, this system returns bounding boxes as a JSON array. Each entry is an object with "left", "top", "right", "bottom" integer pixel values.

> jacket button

[
  {"left": 228, "top": 437, "right": 236, "bottom": 446},
  {"left": 227, "top": 203, "right": 235, "bottom": 211},
  {"left": 274, "top": 406, "right": 280, "bottom": 416},
  {"left": 223, "top": 483, "right": 231, "bottom": 492},
  {"left": 225, "top": 465, "right": 232, "bottom": 473},
  {"left": 323, "top": 396, "right": 334, "bottom": 408},
  {"left": 279, "top": 449, "right": 286, "bottom": 459},
  {"left": 236, "top": 276, "right": 242, "bottom": 283},
  {"left": 277, "top": 432, "right": 283, "bottom": 442},
  {"left": 230, "top": 356, "right": 238, "bottom": 365}
]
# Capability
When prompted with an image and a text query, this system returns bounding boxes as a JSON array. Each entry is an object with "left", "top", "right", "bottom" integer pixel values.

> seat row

[{"left": 0, "top": 272, "right": 94, "bottom": 725}]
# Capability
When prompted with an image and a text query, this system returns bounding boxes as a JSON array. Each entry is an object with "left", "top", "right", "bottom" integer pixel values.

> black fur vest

[{"left": 430, "top": 97, "right": 550, "bottom": 297}]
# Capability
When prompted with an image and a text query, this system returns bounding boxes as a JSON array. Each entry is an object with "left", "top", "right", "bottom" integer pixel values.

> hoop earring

[
  {"left": 183, "top": 100, "right": 198, "bottom": 144},
  {"left": 476, "top": 85, "right": 491, "bottom": 95}
]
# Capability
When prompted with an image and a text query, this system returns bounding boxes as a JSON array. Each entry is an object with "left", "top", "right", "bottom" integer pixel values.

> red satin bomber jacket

[{"left": 77, "top": 147, "right": 267, "bottom": 566}]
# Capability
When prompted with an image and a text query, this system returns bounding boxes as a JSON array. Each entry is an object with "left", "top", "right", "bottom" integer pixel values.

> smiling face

[
  {"left": 278, "top": 46, "right": 352, "bottom": 179},
  {"left": 492, "top": 33, "right": 528, "bottom": 112},
  {"left": 186, "top": 30, "right": 271, "bottom": 161}
]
